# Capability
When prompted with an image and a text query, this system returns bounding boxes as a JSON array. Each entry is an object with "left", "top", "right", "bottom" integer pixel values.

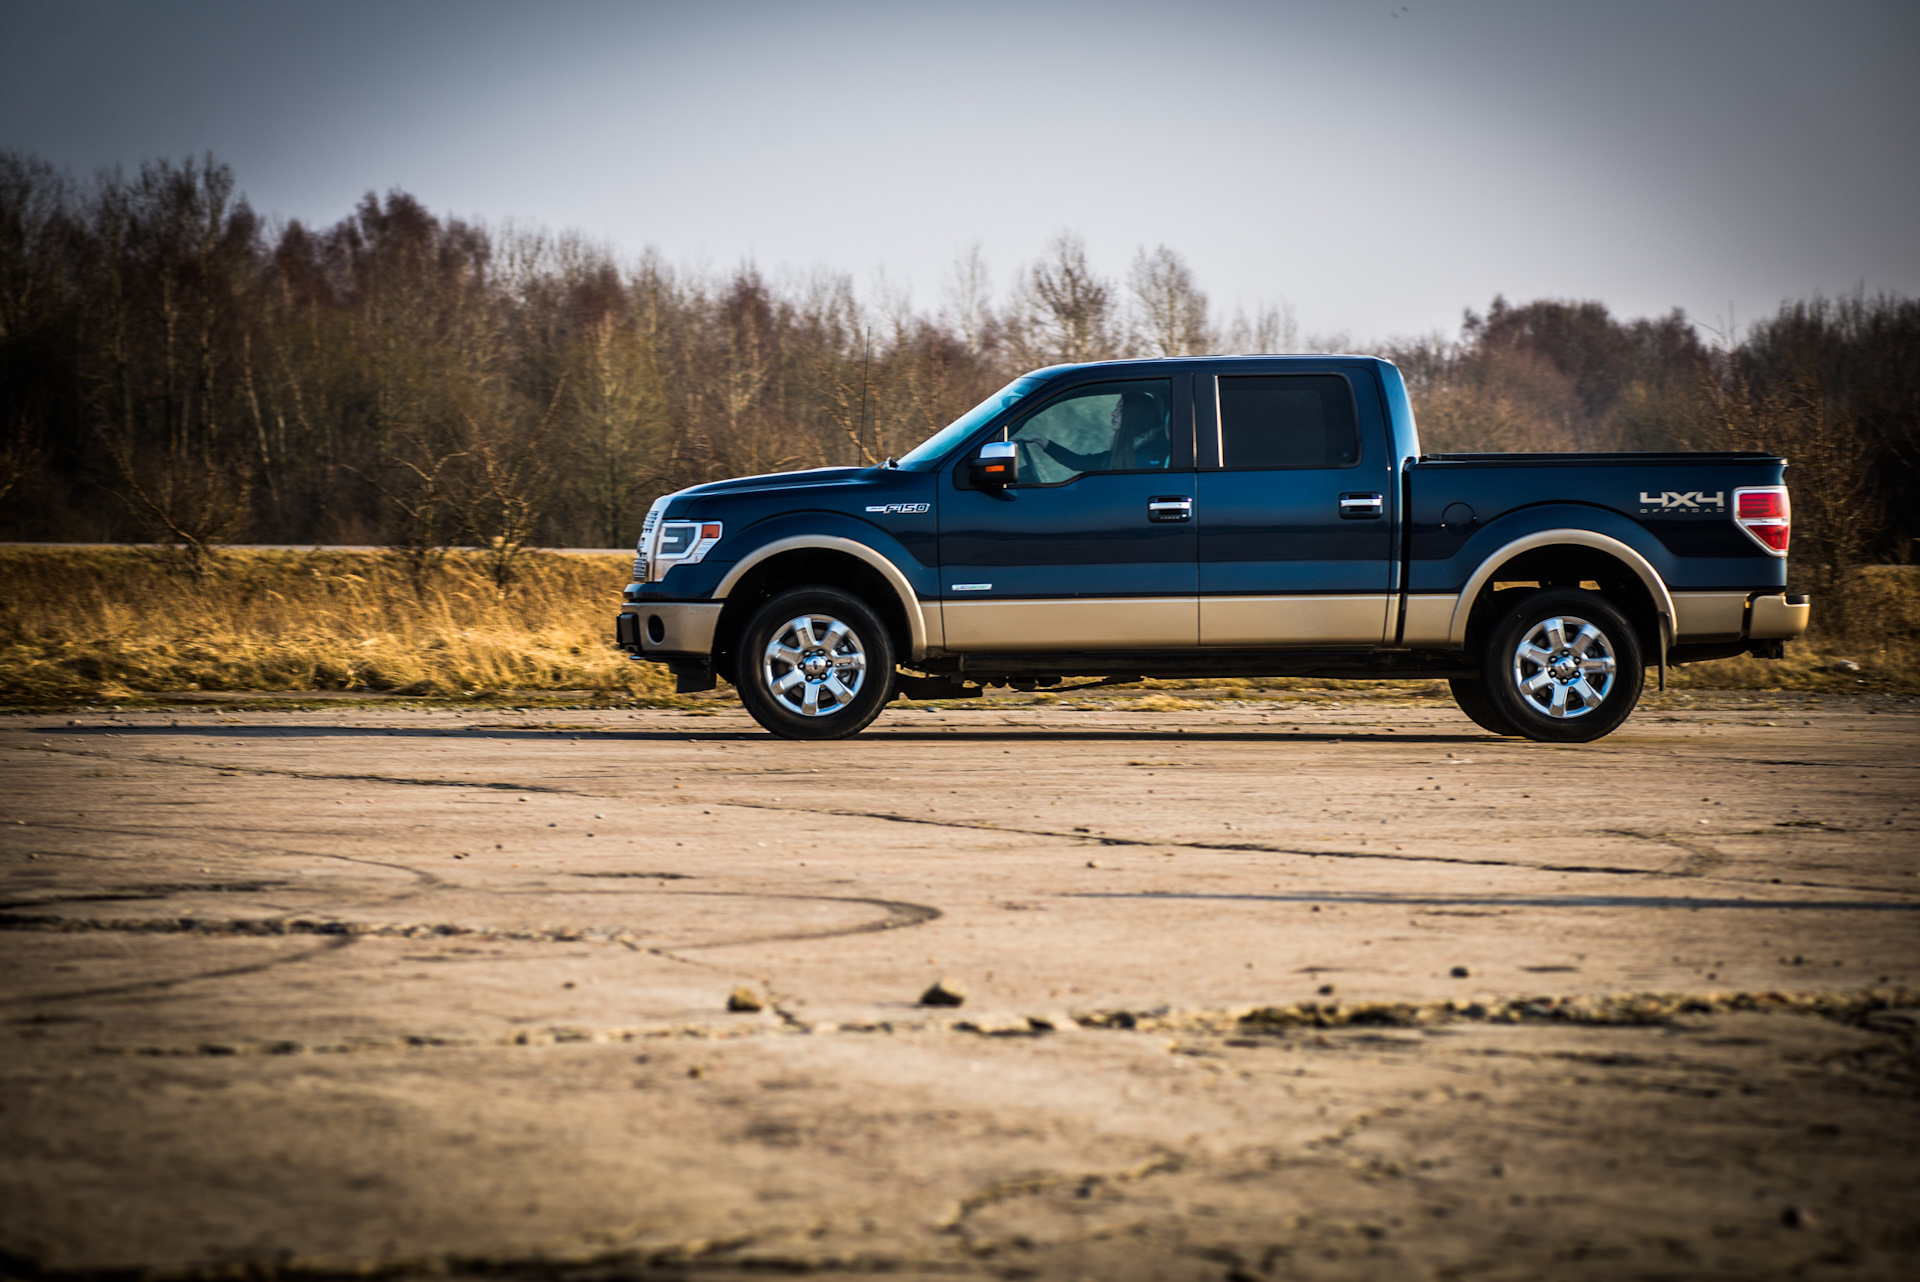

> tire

[
  {"left": 1480, "top": 588, "right": 1644, "bottom": 744},
  {"left": 736, "top": 586, "right": 895, "bottom": 740},
  {"left": 1447, "top": 677, "right": 1520, "bottom": 737}
]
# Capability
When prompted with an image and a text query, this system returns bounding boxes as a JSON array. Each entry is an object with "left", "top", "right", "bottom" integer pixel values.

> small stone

[
  {"left": 1085, "top": 859, "right": 1101, "bottom": 868},
  {"left": 1781, "top": 1205, "right": 1810, "bottom": 1229},
  {"left": 1450, "top": 966, "right": 1471, "bottom": 978},
  {"left": 1317, "top": 984, "right": 1335, "bottom": 996},
  {"left": 920, "top": 977, "right": 968, "bottom": 1007},
  {"left": 727, "top": 986, "right": 764, "bottom": 1013}
]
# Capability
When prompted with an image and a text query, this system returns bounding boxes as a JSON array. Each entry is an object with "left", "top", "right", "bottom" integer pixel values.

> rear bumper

[
  {"left": 615, "top": 602, "right": 723, "bottom": 657},
  {"left": 1671, "top": 591, "right": 1810, "bottom": 642},
  {"left": 1748, "top": 593, "right": 1810, "bottom": 640}
]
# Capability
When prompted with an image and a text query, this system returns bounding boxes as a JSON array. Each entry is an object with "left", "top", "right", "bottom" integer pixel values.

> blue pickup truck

[{"left": 616, "top": 356, "right": 1807, "bottom": 742}]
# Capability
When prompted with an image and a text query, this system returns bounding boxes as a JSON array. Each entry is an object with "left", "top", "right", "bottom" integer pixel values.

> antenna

[{"left": 859, "top": 325, "right": 872, "bottom": 463}]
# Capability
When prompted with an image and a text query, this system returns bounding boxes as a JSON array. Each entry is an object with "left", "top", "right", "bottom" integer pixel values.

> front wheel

[
  {"left": 1480, "top": 588, "right": 1644, "bottom": 743},
  {"left": 1447, "top": 677, "right": 1520, "bottom": 737},
  {"left": 736, "top": 587, "right": 895, "bottom": 740}
]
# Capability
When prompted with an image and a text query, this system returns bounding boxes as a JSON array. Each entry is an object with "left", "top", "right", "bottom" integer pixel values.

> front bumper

[{"left": 615, "top": 602, "right": 723, "bottom": 657}]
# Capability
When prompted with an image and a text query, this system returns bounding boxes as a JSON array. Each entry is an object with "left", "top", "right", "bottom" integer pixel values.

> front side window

[
  {"left": 1004, "top": 379, "right": 1172, "bottom": 485},
  {"left": 1217, "top": 374, "right": 1359, "bottom": 469}
]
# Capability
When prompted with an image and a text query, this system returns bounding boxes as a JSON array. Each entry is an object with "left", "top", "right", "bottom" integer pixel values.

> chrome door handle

[
  {"left": 1339, "top": 492, "right": 1384, "bottom": 519},
  {"left": 1148, "top": 496, "right": 1192, "bottom": 523}
]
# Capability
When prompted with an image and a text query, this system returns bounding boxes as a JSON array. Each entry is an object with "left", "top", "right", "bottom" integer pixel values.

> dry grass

[
  {"left": 1667, "top": 565, "right": 1920, "bottom": 692},
  {"left": 2, "top": 549, "right": 1914, "bottom": 705},
  {"left": 0, "top": 547, "right": 672, "bottom": 703}
]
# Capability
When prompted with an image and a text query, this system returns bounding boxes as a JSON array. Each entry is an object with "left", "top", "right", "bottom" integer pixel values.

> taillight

[{"left": 1733, "top": 486, "right": 1790, "bottom": 556}]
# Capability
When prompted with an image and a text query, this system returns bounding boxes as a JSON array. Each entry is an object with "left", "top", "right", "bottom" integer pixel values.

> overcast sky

[{"left": 3, "top": 0, "right": 1915, "bottom": 342}]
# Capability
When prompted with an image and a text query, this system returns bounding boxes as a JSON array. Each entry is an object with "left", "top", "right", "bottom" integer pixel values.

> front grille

[{"left": 631, "top": 554, "right": 647, "bottom": 582}]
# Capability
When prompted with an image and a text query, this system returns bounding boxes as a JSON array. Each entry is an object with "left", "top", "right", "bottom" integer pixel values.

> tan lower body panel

[
  {"left": 942, "top": 598, "right": 1197, "bottom": 650},
  {"left": 626, "top": 602, "right": 723, "bottom": 655},
  {"left": 1400, "top": 594, "right": 1460, "bottom": 647},
  {"left": 1749, "top": 593, "right": 1810, "bottom": 639},
  {"left": 1200, "top": 595, "right": 1394, "bottom": 646},
  {"left": 1671, "top": 591, "right": 1751, "bottom": 641}
]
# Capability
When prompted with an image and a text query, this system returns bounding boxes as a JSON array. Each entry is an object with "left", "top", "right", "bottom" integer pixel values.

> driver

[{"left": 1017, "top": 390, "right": 1169, "bottom": 474}]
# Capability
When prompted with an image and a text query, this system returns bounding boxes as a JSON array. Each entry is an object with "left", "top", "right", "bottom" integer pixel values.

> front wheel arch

[
  {"left": 735, "top": 585, "right": 897, "bottom": 740},
  {"left": 712, "top": 546, "right": 915, "bottom": 687}
]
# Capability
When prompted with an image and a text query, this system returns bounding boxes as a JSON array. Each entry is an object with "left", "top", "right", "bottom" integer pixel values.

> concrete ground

[{"left": 3, "top": 688, "right": 1918, "bottom": 1281}]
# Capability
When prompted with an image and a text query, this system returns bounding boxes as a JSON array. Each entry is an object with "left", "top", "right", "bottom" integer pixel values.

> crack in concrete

[
  {"left": 9, "top": 743, "right": 589, "bottom": 796},
  {"left": 15, "top": 985, "right": 1912, "bottom": 1061},
  {"left": 14, "top": 743, "right": 1896, "bottom": 894},
  {"left": 709, "top": 799, "right": 1747, "bottom": 880}
]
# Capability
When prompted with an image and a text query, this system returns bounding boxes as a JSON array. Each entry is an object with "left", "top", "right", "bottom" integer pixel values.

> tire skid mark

[
  {"left": 0, "top": 935, "right": 354, "bottom": 1007},
  {"left": 1, "top": 889, "right": 940, "bottom": 968},
  {"left": 938, "top": 1151, "right": 1186, "bottom": 1237},
  {"left": 2, "top": 821, "right": 453, "bottom": 901},
  {"left": 1606, "top": 827, "right": 1731, "bottom": 876}
]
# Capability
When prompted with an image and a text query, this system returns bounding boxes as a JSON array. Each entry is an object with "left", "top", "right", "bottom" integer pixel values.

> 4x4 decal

[{"left": 1638, "top": 490, "right": 1725, "bottom": 513}]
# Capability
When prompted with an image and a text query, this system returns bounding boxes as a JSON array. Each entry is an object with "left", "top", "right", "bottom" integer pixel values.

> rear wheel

[
  {"left": 1480, "top": 588, "right": 1644, "bottom": 743},
  {"left": 1447, "top": 677, "right": 1520, "bottom": 737},
  {"left": 736, "top": 586, "right": 895, "bottom": 740}
]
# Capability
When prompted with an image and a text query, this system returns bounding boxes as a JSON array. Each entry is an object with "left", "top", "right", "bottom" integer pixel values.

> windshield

[{"left": 895, "top": 376, "right": 1044, "bottom": 470}]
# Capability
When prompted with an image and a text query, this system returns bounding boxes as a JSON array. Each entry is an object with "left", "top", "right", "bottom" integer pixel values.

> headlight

[
  {"left": 654, "top": 521, "right": 723, "bottom": 573},
  {"left": 636, "top": 509, "right": 723, "bottom": 582}
]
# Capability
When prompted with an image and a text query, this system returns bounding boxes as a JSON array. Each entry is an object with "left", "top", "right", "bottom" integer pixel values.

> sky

[{"left": 3, "top": 0, "right": 1916, "bottom": 343}]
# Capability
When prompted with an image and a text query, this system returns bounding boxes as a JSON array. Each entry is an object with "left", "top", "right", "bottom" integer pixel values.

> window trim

[{"left": 1209, "top": 371, "right": 1363, "bottom": 472}]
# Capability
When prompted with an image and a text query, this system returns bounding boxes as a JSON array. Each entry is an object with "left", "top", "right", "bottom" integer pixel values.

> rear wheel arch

[{"left": 1451, "top": 531, "right": 1671, "bottom": 661}]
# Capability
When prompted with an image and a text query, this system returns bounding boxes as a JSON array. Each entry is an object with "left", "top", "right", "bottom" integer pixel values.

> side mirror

[{"left": 968, "top": 440, "right": 1018, "bottom": 488}]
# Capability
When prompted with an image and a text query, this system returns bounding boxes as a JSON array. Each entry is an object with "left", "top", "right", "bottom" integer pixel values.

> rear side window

[{"left": 1216, "top": 374, "right": 1359, "bottom": 469}]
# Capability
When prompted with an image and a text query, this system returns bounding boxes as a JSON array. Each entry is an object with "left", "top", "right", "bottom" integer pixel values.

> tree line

[{"left": 1, "top": 152, "right": 1914, "bottom": 607}]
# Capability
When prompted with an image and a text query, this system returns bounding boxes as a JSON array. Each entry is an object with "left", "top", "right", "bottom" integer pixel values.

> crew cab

[{"left": 616, "top": 356, "right": 1808, "bottom": 742}]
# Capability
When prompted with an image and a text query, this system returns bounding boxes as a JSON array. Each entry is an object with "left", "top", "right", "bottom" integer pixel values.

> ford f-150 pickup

[{"left": 616, "top": 356, "right": 1808, "bottom": 742}]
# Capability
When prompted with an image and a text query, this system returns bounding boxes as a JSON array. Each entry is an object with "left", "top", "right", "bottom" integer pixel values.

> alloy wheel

[
  {"left": 761, "top": 613, "right": 869, "bottom": 717},
  {"left": 1509, "top": 614, "right": 1617, "bottom": 719}
]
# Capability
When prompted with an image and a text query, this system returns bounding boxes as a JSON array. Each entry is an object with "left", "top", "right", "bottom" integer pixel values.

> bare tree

[
  {"left": 1221, "top": 301, "right": 1298, "bottom": 354},
  {"left": 347, "top": 426, "right": 469, "bottom": 591},
  {"left": 1012, "top": 232, "right": 1118, "bottom": 366},
  {"left": 941, "top": 242, "right": 994, "bottom": 353},
  {"left": 567, "top": 317, "right": 665, "bottom": 546},
  {"left": 82, "top": 155, "right": 262, "bottom": 572},
  {"left": 454, "top": 382, "right": 563, "bottom": 589},
  {"left": 1686, "top": 368, "right": 1878, "bottom": 636},
  {"left": 1129, "top": 245, "right": 1213, "bottom": 356}
]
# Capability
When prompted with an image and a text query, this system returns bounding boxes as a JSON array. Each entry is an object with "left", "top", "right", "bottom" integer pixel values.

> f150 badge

[
  {"left": 866, "top": 503, "right": 930, "bottom": 514},
  {"left": 1638, "top": 490, "right": 1725, "bottom": 513}
]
